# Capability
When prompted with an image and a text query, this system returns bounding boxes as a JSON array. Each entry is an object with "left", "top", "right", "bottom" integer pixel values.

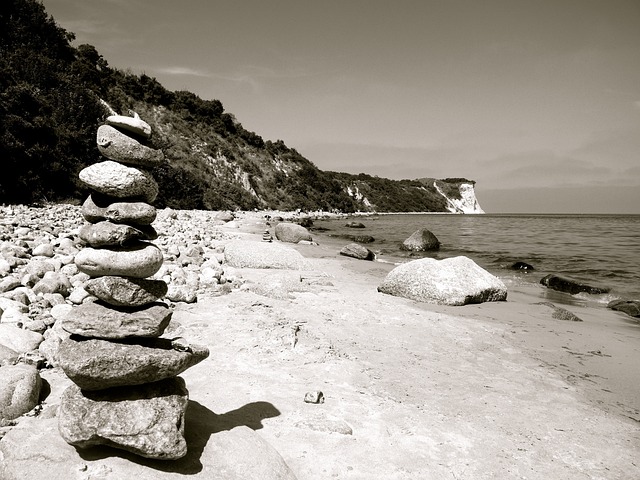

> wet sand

[{"left": 193, "top": 212, "right": 640, "bottom": 478}]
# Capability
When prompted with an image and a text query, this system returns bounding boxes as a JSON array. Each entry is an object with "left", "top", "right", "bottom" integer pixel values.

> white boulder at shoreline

[{"left": 378, "top": 255, "right": 507, "bottom": 305}]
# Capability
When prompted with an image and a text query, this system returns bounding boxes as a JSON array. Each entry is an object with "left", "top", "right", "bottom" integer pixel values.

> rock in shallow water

[
  {"left": 339, "top": 243, "right": 375, "bottom": 261},
  {"left": 378, "top": 256, "right": 507, "bottom": 306},
  {"left": 607, "top": 299, "right": 640, "bottom": 318},
  {"left": 57, "top": 336, "right": 209, "bottom": 390},
  {"left": 60, "top": 302, "right": 172, "bottom": 338},
  {"left": 540, "top": 273, "right": 610, "bottom": 295},
  {"left": 400, "top": 228, "right": 440, "bottom": 252},
  {"left": 58, "top": 377, "right": 188, "bottom": 460}
]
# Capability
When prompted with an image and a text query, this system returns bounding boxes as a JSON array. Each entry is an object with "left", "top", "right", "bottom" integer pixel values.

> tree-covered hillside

[{"left": 0, "top": 0, "right": 477, "bottom": 212}]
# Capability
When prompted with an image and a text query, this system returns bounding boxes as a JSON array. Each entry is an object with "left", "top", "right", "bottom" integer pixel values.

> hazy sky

[{"left": 42, "top": 0, "right": 640, "bottom": 213}]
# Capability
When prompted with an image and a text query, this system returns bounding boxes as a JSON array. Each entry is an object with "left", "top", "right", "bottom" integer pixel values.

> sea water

[{"left": 311, "top": 214, "right": 640, "bottom": 305}]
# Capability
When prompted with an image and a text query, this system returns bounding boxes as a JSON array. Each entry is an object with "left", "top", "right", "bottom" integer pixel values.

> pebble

[
  {"left": 304, "top": 391, "right": 325, "bottom": 404},
  {"left": 0, "top": 324, "right": 44, "bottom": 354},
  {"left": 0, "top": 364, "right": 42, "bottom": 422},
  {"left": 0, "top": 204, "right": 243, "bottom": 438}
]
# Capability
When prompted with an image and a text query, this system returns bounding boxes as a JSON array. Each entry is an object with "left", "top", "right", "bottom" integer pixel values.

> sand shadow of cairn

[{"left": 75, "top": 400, "right": 281, "bottom": 474}]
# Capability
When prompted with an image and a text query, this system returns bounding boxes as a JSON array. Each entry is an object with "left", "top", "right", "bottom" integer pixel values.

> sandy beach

[
  {"left": 175, "top": 212, "right": 640, "bottom": 477},
  {"left": 1, "top": 209, "right": 639, "bottom": 479}
]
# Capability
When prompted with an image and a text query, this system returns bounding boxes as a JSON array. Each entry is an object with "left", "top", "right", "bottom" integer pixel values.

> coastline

[
  {"left": 1, "top": 207, "right": 639, "bottom": 479},
  {"left": 207, "top": 211, "right": 640, "bottom": 477},
  {"left": 291, "top": 221, "right": 640, "bottom": 423}
]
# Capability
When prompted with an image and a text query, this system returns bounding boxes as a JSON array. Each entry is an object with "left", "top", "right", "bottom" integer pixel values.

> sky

[{"left": 41, "top": 0, "right": 640, "bottom": 213}]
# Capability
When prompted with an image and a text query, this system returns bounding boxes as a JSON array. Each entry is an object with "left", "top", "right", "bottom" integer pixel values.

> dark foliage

[
  {"left": 0, "top": 0, "right": 473, "bottom": 212},
  {"left": 0, "top": 0, "right": 104, "bottom": 203}
]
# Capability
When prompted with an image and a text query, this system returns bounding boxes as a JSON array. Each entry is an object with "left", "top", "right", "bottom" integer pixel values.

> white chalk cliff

[{"left": 435, "top": 182, "right": 485, "bottom": 214}]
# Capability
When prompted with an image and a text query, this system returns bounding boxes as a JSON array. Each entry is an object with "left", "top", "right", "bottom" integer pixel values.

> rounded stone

[
  {"left": 79, "top": 221, "right": 156, "bottom": 248},
  {"left": 0, "top": 344, "right": 19, "bottom": 366},
  {"left": 224, "top": 239, "right": 309, "bottom": 270},
  {"left": 82, "top": 194, "right": 157, "bottom": 225},
  {"left": 0, "top": 364, "right": 42, "bottom": 422},
  {"left": 79, "top": 161, "right": 158, "bottom": 203},
  {"left": 274, "top": 222, "right": 312, "bottom": 243},
  {"left": 401, "top": 228, "right": 440, "bottom": 251},
  {"left": 96, "top": 125, "right": 163, "bottom": 167},
  {"left": 83, "top": 276, "right": 167, "bottom": 307},
  {"left": 0, "top": 324, "right": 44, "bottom": 354},
  {"left": 32, "top": 243, "right": 54, "bottom": 257},
  {"left": 339, "top": 243, "right": 375, "bottom": 261},
  {"left": 74, "top": 243, "right": 163, "bottom": 278},
  {"left": 378, "top": 256, "right": 507, "bottom": 306}
]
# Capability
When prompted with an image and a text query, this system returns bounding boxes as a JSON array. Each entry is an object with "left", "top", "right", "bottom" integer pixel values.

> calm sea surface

[{"left": 312, "top": 214, "right": 640, "bottom": 305}]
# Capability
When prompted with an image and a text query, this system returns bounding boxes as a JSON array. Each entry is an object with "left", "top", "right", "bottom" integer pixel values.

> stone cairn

[{"left": 56, "top": 112, "right": 209, "bottom": 460}]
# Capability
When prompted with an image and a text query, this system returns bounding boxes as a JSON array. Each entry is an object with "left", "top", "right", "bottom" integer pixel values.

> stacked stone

[{"left": 56, "top": 112, "right": 209, "bottom": 460}]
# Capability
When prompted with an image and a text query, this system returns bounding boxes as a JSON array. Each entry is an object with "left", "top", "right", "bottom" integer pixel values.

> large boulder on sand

[
  {"left": 378, "top": 256, "right": 507, "bottom": 306},
  {"left": 274, "top": 222, "right": 312, "bottom": 243},
  {"left": 401, "top": 228, "right": 440, "bottom": 251},
  {"left": 214, "top": 211, "right": 235, "bottom": 223},
  {"left": 224, "top": 240, "right": 309, "bottom": 270}
]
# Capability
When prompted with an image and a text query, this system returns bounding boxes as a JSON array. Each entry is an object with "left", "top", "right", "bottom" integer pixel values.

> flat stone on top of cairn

[
  {"left": 105, "top": 111, "right": 152, "bottom": 139},
  {"left": 59, "top": 111, "right": 209, "bottom": 460}
]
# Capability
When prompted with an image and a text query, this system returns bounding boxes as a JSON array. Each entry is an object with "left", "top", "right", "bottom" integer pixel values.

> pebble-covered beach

[{"left": 0, "top": 205, "right": 639, "bottom": 479}]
